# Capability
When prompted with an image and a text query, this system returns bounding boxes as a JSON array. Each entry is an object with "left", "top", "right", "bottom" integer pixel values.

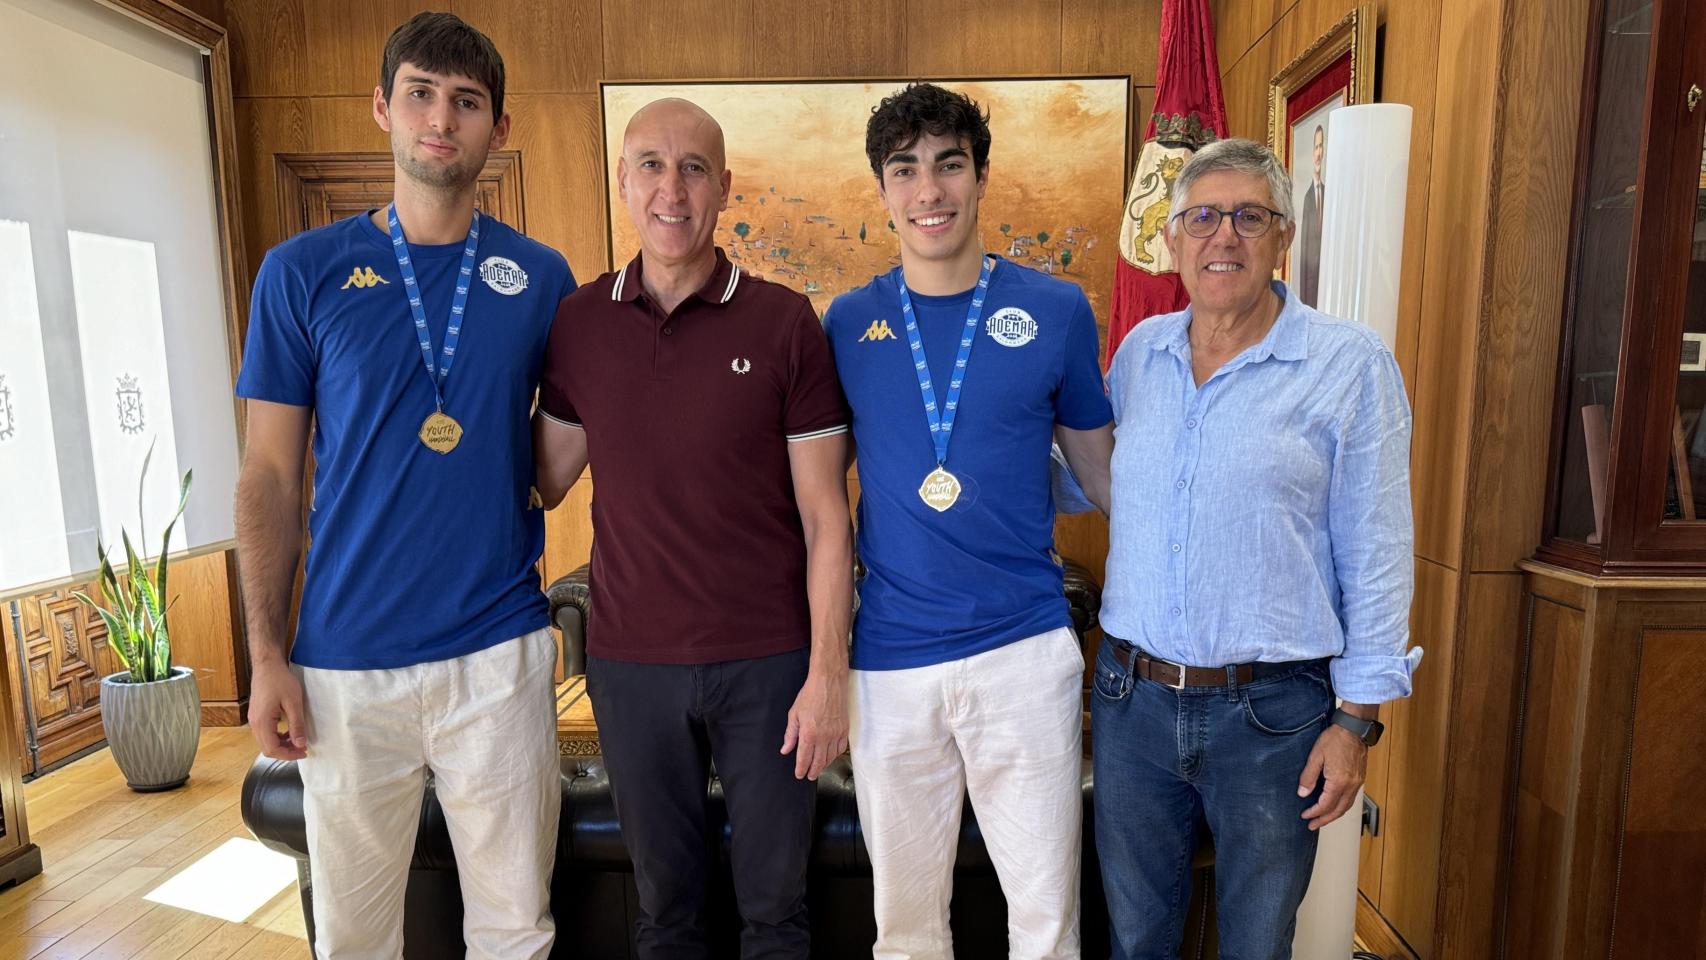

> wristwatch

[{"left": 1330, "top": 708, "right": 1385, "bottom": 747}]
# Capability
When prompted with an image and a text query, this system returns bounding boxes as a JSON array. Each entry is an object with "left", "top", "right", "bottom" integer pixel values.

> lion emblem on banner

[{"left": 1118, "top": 144, "right": 1192, "bottom": 274}]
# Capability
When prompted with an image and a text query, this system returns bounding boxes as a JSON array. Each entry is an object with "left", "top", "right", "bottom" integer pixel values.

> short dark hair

[
  {"left": 865, "top": 83, "right": 992, "bottom": 182},
  {"left": 380, "top": 12, "right": 506, "bottom": 119}
]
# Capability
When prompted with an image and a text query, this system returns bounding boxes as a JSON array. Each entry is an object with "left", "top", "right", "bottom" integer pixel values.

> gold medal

[
  {"left": 918, "top": 466, "right": 961, "bottom": 512},
  {"left": 419, "top": 410, "right": 463, "bottom": 454}
]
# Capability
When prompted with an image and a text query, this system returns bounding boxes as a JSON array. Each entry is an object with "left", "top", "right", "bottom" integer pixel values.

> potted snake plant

[{"left": 73, "top": 443, "right": 199, "bottom": 791}]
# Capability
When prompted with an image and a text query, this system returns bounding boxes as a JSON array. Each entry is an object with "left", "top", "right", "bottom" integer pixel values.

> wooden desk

[{"left": 555, "top": 676, "right": 600, "bottom": 758}]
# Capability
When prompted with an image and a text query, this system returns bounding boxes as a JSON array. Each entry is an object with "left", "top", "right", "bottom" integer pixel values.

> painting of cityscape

[{"left": 601, "top": 78, "right": 1131, "bottom": 342}]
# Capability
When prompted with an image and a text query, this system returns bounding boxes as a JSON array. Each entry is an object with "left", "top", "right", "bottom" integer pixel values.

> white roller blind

[{"left": 0, "top": 0, "right": 239, "bottom": 600}]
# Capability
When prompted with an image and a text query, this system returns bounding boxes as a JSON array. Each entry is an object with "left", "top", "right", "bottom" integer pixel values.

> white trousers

[
  {"left": 849, "top": 627, "right": 1085, "bottom": 960},
  {"left": 295, "top": 628, "right": 560, "bottom": 960}
]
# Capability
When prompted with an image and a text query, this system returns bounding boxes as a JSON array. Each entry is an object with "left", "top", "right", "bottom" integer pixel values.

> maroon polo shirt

[{"left": 538, "top": 248, "right": 849, "bottom": 664}]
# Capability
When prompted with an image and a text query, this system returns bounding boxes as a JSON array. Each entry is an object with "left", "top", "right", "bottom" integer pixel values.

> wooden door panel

[
  {"left": 6, "top": 585, "right": 121, "bottom": 772},
  {"left": 276, "top": 151, "right": 524, "bottom": 235}
]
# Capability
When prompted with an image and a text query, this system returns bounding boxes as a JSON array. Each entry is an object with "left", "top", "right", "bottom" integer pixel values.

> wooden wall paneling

[
  {"left": 601, "top": 0, "right": 757, "bottom": 80},
  {"left": 1053, "top": 514, "right": 1108, "bottom": 587},
  {"left": 297, "top": 0, "right": 423, "bottom": 96},
  {"left": 749, "top": 0, "right": 907, "bottom": 78},
  {"left": 504, "top": 94, "right": 609, "bottom": 277},
  {"left": 1432, "top": 572, "right": 1525, "bottom": 958},
  {"left": 1376, "top": 0, "right": 1444, "bottom": 401},
  {"left": 1372, "top": 556, "right": 1458, "bottom": 954},
  {"left": 166, "top": 552, "right": 248, "bottom": 726},
  {"left": 1612, "top": 625, "right": 1706, "bottom": 960},
  {"left": 543, "top": 478, "right": 595, "bottom": 591},
  {"left": 1464, "top": 0, "right": 1587, "bottom": 573},
  {"left": 1407, "top": 0, "right": 1500, "bottom": 570},
  {"left": 224, "top": 0, "right": 307, "bottom": 97},
  {"left": 306, "top": 97, "right": 389, "bottom": 153},
  {"left": 451, "top": 0, "right": 604, "bottom": 94},
  {"left": 1210, "top": 0, "right": 1291, "bottom": 74},
  {"left": 903, "top": 0, "right": 1061, "bottom": 77},
  {"left": 234, "top": 97, "right": 311, "bottom": 278},
  {"left": 1217, "top": 27, "right": 1274, "bottom": 139},
  {"left": 1061, "top": 0, "right": 1161, "bottom": 79}
]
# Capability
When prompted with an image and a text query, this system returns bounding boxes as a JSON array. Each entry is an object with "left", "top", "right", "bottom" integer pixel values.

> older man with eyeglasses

[{"left": 1093, "top": 137, "right": 1422, "bottom": 960}]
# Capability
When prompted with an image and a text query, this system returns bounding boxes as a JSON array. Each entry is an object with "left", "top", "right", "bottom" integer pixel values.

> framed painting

[
  {"left": 601, "top": 78, "right": 1132, "bottom": 343},
  {"left": 1266, "top": 4, "right": 1378, "bottom": 308}
]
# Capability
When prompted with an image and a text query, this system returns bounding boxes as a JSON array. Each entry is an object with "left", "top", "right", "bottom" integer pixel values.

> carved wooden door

[{"left": 2, "top": 584, "right": 122, "bottom": 774}]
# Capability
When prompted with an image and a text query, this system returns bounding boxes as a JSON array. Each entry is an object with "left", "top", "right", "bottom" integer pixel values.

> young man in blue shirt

[
  {"left": 234, "top": 14, "right": 575, "bottom": 958},
  {"left": 823, "top": 83, "right": 1113, "bottom": 959}
]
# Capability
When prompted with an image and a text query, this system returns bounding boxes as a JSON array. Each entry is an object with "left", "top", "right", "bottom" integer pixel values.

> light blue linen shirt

[{"left": 1101, "top": 281, "right": 1422, "bottom": 704}]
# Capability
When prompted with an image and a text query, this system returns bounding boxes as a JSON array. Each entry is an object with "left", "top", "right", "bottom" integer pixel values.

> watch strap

[{"left": 1330, "top": 708, "right": 1382, "bottom": 746}]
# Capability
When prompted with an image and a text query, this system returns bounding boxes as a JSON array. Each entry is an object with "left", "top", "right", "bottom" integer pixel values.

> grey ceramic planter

[{"left": 100, "top": 666, "right": 200, "bottom": 792}]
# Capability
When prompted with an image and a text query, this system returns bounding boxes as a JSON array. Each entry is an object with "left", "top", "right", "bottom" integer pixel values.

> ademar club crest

[
  {"left": 985, "top": 307, "right": 1038, "bottom": 348},
  {"left": 115, "top": 374, "right": 145, "bottom": 435},
  {"left": 479, "top": 256, "right": 529, "bottom": 296}
]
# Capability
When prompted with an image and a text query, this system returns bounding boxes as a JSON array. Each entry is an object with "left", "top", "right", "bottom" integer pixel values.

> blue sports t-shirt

[
  {"left": 235, "top": 212, "right": 575, "bottom": 669},
  {"left": 825, "top": 258, "right": 1112, "bottom": 670}
]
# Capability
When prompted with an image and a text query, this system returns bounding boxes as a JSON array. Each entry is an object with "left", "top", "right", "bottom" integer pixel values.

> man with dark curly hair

[{"left": 823, "top": 82, "right": 1113, "bottom": 959}]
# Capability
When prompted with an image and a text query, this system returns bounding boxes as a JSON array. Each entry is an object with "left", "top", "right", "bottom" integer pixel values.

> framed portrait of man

[{"left": 1267, "top": 4, "right": 1379, "bottom": 308}]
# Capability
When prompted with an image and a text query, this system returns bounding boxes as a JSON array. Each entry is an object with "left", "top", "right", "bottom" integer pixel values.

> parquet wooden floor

[{"left": 0, "top": 728, "right": 307, "bottom": 960}]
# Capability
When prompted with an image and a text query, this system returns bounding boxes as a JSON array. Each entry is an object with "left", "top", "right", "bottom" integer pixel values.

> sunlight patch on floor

[{"left": 143, "top": 837, "right": 298, "bottom": 922}]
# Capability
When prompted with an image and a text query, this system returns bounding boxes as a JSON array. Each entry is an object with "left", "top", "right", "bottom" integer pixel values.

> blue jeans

[{"left": 1089, "top": 639, "right": 1332, "bottom": 960}]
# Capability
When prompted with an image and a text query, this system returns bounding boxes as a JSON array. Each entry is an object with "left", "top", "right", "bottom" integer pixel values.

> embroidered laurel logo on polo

[
  {"left": 985, "top": 307, "right": 1037, "bottom": 347},
  {"left": 478, "top": 256, "right": 529, "bottom": 295},
  {"left": 731, "top": 358, "right": 752, "bottom": 374}
]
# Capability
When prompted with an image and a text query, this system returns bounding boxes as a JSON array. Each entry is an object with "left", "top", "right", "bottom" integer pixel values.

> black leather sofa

[{"left": 240, "top": 561, "right": 1219, "bottom": 958}]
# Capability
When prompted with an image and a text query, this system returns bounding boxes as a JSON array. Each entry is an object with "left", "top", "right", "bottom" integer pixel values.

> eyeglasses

[{"left": 1171, "top": 204, "right": 1286, "bottom": 239}]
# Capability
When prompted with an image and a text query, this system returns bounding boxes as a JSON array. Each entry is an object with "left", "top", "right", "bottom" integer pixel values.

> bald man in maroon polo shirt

[{"left": 531, "top": 98, "right": 853, "bottom": 958}]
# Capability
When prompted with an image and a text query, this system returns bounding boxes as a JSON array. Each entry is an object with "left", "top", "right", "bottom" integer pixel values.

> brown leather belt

[{"left": 1105, "top": 637, "right": 1315, "bottom": 689}]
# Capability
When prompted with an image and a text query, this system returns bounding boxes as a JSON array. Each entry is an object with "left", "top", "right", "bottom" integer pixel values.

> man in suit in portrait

[{"left": 1298, "top": 122, "right": 1326, "bottom": 306}]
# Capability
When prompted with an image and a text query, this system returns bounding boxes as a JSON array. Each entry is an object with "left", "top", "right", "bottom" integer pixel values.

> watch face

[{"left": 1363, "top": 720, "right": 1385, "bottom": 746}]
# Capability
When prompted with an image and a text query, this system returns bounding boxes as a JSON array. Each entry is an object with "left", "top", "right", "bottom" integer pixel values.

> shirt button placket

[{"left": 1170, "top": 394, "right": 1204, "bottom": 647}]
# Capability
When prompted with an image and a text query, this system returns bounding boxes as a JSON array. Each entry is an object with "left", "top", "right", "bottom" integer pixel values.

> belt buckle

[{"left": 1158, "top": 655, "right": 1189, "bottom": 690}]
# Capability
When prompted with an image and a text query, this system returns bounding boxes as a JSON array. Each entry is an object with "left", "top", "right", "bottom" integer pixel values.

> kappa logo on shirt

[
  {"left": 858, "top": 319, "right": 898, "bottom": 343},
  {"left": 340, "top": 266, "right": 390, "bottom": 289}
]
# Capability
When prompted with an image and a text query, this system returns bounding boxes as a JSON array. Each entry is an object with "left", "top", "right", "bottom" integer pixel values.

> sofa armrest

[
  {"left": 1061, "top": 556, "right": 1101, "bottom": 643},
  {"left": 241, "top": 755, "right": 308, "bottom": 858},
  {"left": 546, "top": 564, "right": 591, "bottom": 678}
]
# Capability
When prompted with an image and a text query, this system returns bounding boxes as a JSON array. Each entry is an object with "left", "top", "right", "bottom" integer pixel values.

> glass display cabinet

[{"left": 1539, "top": 0, "right": 1706, "bottom": 574}]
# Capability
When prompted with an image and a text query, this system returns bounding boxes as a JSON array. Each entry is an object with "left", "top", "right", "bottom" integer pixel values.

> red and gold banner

[{"left": 1106, "top": 0, "right": 1229, "bottom": 363}]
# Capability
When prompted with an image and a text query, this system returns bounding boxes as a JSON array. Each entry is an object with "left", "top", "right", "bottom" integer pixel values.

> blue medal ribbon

[
  {"left": 387, "top": 203, "right": 480, "bottom": 412},
  {"left": 898, "top": 256, "right": 996, "bottom": 468}
]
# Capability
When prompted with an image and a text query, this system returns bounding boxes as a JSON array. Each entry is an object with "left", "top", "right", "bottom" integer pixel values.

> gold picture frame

[
  {"left": 1266, "top": 4, "right": 1379, "bottom": 149},
  {"left": 1266, "top": 3, "right": 1379, "bottom": 306}
]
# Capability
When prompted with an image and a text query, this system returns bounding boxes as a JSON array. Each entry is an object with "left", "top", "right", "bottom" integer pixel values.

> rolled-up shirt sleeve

[{"left": 1326, "top": 350, "right": 1423, "bottom": 704}]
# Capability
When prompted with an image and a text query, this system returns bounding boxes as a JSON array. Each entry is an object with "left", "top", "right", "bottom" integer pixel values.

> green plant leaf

[{"left": 75, "top": 446, "right": 191, "bottom": 683}]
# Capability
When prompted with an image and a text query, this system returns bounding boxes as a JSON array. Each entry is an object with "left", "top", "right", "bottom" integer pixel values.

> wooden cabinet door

[{"left": 2, "top": 585, "right": 122, "bottom": 774}]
